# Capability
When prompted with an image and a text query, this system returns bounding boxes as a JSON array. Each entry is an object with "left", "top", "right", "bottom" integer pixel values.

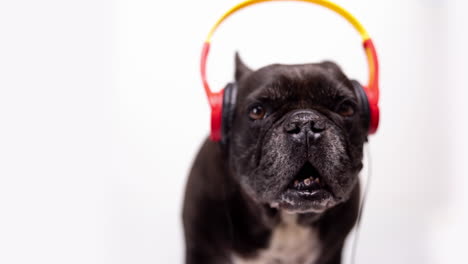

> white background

[{"left": 0, "top": 0, "right": 467, "bottom": 263}]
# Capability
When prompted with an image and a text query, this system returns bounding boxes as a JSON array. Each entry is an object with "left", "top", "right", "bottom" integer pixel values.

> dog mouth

[
  {"left": 284, "top": 162, "right": 334, "bottom": 202},
  {"left": 272, "top": 162, "right": 335, "bottom": 213},
  {"left": 287, "top": 162, "right": 328, "bottom": 192},
  {"left": 287, "top": 162, "right": 324, "bottom": 191}
]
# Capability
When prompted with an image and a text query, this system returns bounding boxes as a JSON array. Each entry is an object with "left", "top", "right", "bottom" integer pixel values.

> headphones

[{"left": 200, "top": 0, "right": 380, "bottom": 142}]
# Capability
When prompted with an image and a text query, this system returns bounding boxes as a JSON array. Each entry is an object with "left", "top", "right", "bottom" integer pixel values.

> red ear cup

[
  {"left": 350, "top": 80, "right": 379, "bottom": 134},
  {"left": 362, "top": 39, "right": 380, "bottom": 134},
  {"left": 209, "top": 90, "right": 224, "bottom": 142},
  {"left": 208, "top": 83, "right": 238, "bottom": 143},
  {"left": 364, "top": 85, "right": 380, "bottom": 134}
]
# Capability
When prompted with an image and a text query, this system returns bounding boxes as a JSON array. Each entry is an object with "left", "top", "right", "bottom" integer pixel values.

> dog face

[{"left": 227, "top": 54, "right": 368, "bottom": 213}]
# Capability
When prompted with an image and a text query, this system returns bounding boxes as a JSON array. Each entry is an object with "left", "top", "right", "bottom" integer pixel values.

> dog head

[{"left": 226, "top": 53, "right": 367, "bottom": 213}]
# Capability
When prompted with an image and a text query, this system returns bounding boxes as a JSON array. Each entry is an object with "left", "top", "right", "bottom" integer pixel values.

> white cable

[{"left": 349, "top": 144, "right": 373, "bottom": 264}]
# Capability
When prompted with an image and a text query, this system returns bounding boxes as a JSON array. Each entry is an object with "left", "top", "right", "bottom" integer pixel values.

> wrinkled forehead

[{"left": 240, "top": 65, "right": 355, "bottom": 103}]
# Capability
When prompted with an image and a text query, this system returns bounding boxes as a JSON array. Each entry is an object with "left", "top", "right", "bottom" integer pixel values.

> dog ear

[
  {"left": 320, "top": 61, "right": 348, "bottom": 81},
  {"left": 235, "top": 52, "right": 253, "bottom": 82}
]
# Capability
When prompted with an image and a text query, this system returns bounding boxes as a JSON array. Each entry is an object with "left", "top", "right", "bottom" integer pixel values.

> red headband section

[
  {"left": 363, "top": 39, "right": 380, "bottom": 134},
  {"left": 363, "top": 39, "right": 379, "bottom": 103},
  {"left": 201, "top": 42, "right": 224, "bottom": 141}
]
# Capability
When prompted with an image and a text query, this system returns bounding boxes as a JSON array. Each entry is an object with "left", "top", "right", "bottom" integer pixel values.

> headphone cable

[{"left": 349, "top": 144, "right": 373, "bottom": 264}]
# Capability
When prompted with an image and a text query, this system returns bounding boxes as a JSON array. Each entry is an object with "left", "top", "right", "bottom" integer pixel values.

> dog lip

[
  {"left": 285, "top": 186, "right": 333, "bottom": 200},
  {"left": 278, "top": 188, "right": 335, "bottom": 212},
  {"left": 286, "top": 188, "right": 332, "bottom": 200}
]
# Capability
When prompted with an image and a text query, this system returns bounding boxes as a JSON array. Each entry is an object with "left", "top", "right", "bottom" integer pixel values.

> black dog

[{"left": 183, "top": 54, "right": 367, "bottom": 264}]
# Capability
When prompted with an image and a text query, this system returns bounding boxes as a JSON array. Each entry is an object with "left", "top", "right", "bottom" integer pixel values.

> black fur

[{"left": 183, "top": 54, "right": 367, "bottom": 264}]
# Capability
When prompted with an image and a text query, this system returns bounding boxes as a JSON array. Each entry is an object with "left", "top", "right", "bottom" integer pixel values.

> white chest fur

[{"left": 232, "top": 213, "right": 321, "bottom": 264}]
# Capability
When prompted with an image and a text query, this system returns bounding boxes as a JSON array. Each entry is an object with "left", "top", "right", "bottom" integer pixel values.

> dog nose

[{"left": 284, "top": 110, "right": 326, "bottom": 139}]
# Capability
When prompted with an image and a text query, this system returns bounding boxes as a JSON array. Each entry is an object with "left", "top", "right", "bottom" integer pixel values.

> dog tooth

[
  {"left": 294, "top": 180, "right": 299, "bottom": 186},
  {"left": 269, "top": 202, "right": 279, "bottom": 209},
  {"left": 304, "top": 178, "right": 311, "bottom": 186},
  {"left": 315, "top": 178, "right": 320, "bottom": 184}
]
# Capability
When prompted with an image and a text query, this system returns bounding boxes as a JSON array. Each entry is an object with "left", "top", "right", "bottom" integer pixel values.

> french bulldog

[{"left": 183, "top": 53, "right": 367, "bottom": 264}]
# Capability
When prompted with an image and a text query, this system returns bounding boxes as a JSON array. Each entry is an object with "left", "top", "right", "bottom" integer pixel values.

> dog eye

[
  {"left": 337, "top": 101, "right": 355, "bottom": 117},
  {"left": 249, "top": 105, "right": 266, "bottom": 120}
]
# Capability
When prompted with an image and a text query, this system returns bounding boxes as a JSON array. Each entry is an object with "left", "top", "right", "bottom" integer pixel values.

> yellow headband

[{"left": 205, "top": 0, "right": 370, "bottom": 43}]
